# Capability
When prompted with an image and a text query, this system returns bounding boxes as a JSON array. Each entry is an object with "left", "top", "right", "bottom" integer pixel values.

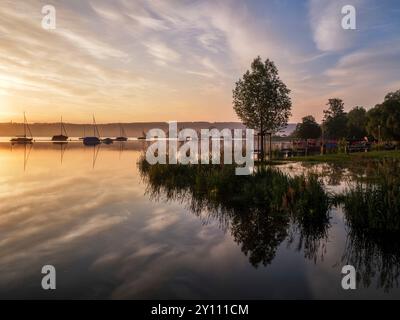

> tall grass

[
  {"left": 341, "top": 159, "right": 400, "bottom": 290},
  {"left": 343, "top": 159, "right": 400, "bottom": 232},
  {"left": 138, "top": 154, "right": 331, "bottom": 267},
  {"left": 139, "top": 156, "right": 400, "bottom": 286}
]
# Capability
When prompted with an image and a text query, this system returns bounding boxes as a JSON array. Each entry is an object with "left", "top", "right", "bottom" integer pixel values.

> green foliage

[
  {"left": 138, "top": 156, "right": 330, "bottom": 267},
  {"left": 347, "top": 106, "right": 367, "bottom": 139},
  {"left": 139, "top": 156, "right": 400, "bottom": 288},
  {"left": 343, "top": 160, "right": 400, "bottom": 232},
  {"left": 322, "top": 98, "right": 348, "bottom": 139},
  {"left": 293, "top": 115, "right": 321, "bottom": 139},
  {"left": 232, "top": 56, "right": 292, "bottom": 135},
  {"left": 341, "top": 160, "right": 400, "bottom": 290},
  {"left": 337, "top": 137, "right": 348, "bottom": 153},
  {"left": 366, "top": 90, "right": 400, "bottom": 141},
  {"left": 287, "top": 150, "right": 400, "bottom": 162}
]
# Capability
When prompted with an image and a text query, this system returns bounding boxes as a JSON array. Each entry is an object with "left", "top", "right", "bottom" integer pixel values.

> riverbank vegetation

[
  {"left": 138, "top": 156, "right": 400, "bottom": 289},
  {"left": 286, "top": 149, "right": 400, "bottom": 163},
  {"left": 293, "top": 90, "right": 400, "bottom": 143}
]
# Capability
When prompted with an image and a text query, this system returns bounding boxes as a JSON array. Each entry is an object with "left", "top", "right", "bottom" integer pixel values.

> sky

[{"left": 0, "top": 0, "right": 399, "bottom": 124}]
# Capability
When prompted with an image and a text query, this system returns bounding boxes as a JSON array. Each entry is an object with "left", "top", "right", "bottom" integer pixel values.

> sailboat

[
  {"left": 10, "top": 112, "right": 33, "bottom": 144},
  {"left": 115, "top": 123, "right": 128, "bottom": 141},
  {"left": 137, "top": 130, "right": 146, "bottom": 140},
  {"left": 52, "top": 116, "right": 69, "bottom": 142},
  {"left": 83, "top": 115, "right": 101, "bottom": 146},
  {"left": 101, "top": 137, "right": 114, "bottom": 144}
]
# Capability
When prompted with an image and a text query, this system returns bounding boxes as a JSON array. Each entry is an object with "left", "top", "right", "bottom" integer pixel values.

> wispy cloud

[
  {"left": 0, "top": 0, "right": 399, "bottom": 123},
  {"left": 58, "top": 29, "right": 128, "bottom": 60},
  {"left": 144, "top": 40, "right": 181, "bottom": 65},
  {"left": 308, "top": 0, "right": 362, "bottom": 52}
]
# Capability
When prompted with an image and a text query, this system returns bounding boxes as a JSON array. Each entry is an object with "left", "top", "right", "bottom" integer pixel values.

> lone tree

[
  {"left": 233, "top": 57, "right": 291, "bottom": 160},
  {"left": 293, "top": 115, "right": 321, "bottom": 140}
]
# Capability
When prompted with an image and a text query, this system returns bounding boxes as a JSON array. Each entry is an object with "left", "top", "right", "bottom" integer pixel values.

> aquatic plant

[
  {"left": 343, "top": 159, "right": 400, "bottom": 232},
  {"left": 341, "top": 159, "right": 400, "bottom": 290},
  {"left": 138, "top": 155, "right": 331, "bottom": 267},
  {"left": 139, "top": 156, "right": 400, "bottom": 289}
]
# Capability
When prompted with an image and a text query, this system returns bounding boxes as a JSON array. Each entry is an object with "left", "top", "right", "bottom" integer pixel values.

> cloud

[
  {"left": 129, "top": 14, "right": 170, "bottom": 31},
  {"left": 197, "top": 32, "right": 223, "bottom": 53},
  {"left": 144, "top": 40, "right": 181, "bottom": 65},
  {"left": 57, "top": 29, "right": 128, "bottom": 60},
  {"left": 0, "top": 0, "right": 399, "bottom": 123},
  {"left": 308, "top": 0, "right": 361, "bottom": 52},
  {"left": 322, "top": 41, "right": 400, "bottom": 109}
]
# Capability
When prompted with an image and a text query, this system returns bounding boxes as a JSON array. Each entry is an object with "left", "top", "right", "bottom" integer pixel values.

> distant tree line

[{"left": 293, "top": 90, "right": 400, "bottom": 142}]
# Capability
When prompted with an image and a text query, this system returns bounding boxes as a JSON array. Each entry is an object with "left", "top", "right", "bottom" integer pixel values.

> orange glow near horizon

[{"left": 1, "top": 1, "right": 399, "bottom": 125}]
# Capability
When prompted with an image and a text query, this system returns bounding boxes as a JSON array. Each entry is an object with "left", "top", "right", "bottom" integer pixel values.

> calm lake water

[{"left": 0, "top": 141, "right": 399, "bottom": 299}]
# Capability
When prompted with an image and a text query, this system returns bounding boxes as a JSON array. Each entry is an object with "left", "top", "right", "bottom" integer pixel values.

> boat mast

[
  {"left": 24, "top": 112, "right": 33, "bottom": 138},
  {"left": 61, "top": 116, "right": 67, "bottom": 136},
  {"left": 119, "top": 123, "right": 126, "bottom": 137},
  {"left": 93, "top": 115, "right": 100, "bottom": 137},
  {"left": 24, "top": 112, "right": 27, "bottom": 137}
]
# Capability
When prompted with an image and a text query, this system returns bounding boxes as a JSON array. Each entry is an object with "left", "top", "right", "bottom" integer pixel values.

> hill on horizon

[{"left": 0, "top": 122, "right": 296, "bottom": 137}]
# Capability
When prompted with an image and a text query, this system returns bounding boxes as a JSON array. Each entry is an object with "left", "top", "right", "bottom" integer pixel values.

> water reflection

[
  {"left": 341, "top": 160, "right": 400, "bottom": 291},
  {"left": 139, "top": 156, "right": 400, "bottom": 291},
  {"left": 10, "top": 143, "right": 33, "bottom": 171},
  {"left": 138, "top": 158, "right": 332, "bottom": 267},
  {"left": 1, "top": 142, "right": 400, "bottom": 298},
  {"left": 53, "top": 142, "right": 68, "bottom": 165}
]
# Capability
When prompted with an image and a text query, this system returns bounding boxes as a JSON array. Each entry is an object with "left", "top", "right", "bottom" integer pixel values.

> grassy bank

[{"left": 286, "top": 150, "right": 400, "bottom": 163}]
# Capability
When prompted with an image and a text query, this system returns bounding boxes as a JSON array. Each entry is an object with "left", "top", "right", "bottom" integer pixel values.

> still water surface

[{"left": 0, "top": 142, "right": 399, "bottom": 299}]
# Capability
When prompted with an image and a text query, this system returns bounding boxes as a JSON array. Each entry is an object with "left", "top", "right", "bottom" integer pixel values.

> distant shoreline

[{"left": 0, "top": 122, "right": 296, "bottom": 137}]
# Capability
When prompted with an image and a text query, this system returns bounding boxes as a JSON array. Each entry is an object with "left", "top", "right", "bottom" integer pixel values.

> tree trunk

[
  {"left": 269, "top": 133, "right": 272, "bottom": 160},
  {"left": 260, "top": 124, "right": 265, "bottom": 162}
]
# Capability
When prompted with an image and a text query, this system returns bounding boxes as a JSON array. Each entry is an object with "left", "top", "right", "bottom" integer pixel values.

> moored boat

[
  {"left": 83, "top": 115, "right": 101, "bottom": 146},
  {"left": 101, "top": 137, "right": 114, "bottom": 144},
  {"left": 10, "top": 113, "right": 33, "bottom": 144},
  {"left": 137, "top": 130, "right": 146, "bottom": 140},
  {"left": 115, "top": 123, "right": 128, "bottom": 141},
  {"left": 83, "top": 136, "right": 101, "bottom": 146},
  {"left": 52, "top": 116, "right": 69, "bottom": 142}
]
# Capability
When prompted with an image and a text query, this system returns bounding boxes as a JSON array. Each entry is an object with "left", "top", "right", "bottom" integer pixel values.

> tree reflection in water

[
  {"left": 138, "top": 156, "right": 331, "bottom": 267},
  {"left": 341, "top": 159, "right": 400, "bottom": 291},
  {"left": 138, "top": 156, "right": 400, "bottom": 290}
]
